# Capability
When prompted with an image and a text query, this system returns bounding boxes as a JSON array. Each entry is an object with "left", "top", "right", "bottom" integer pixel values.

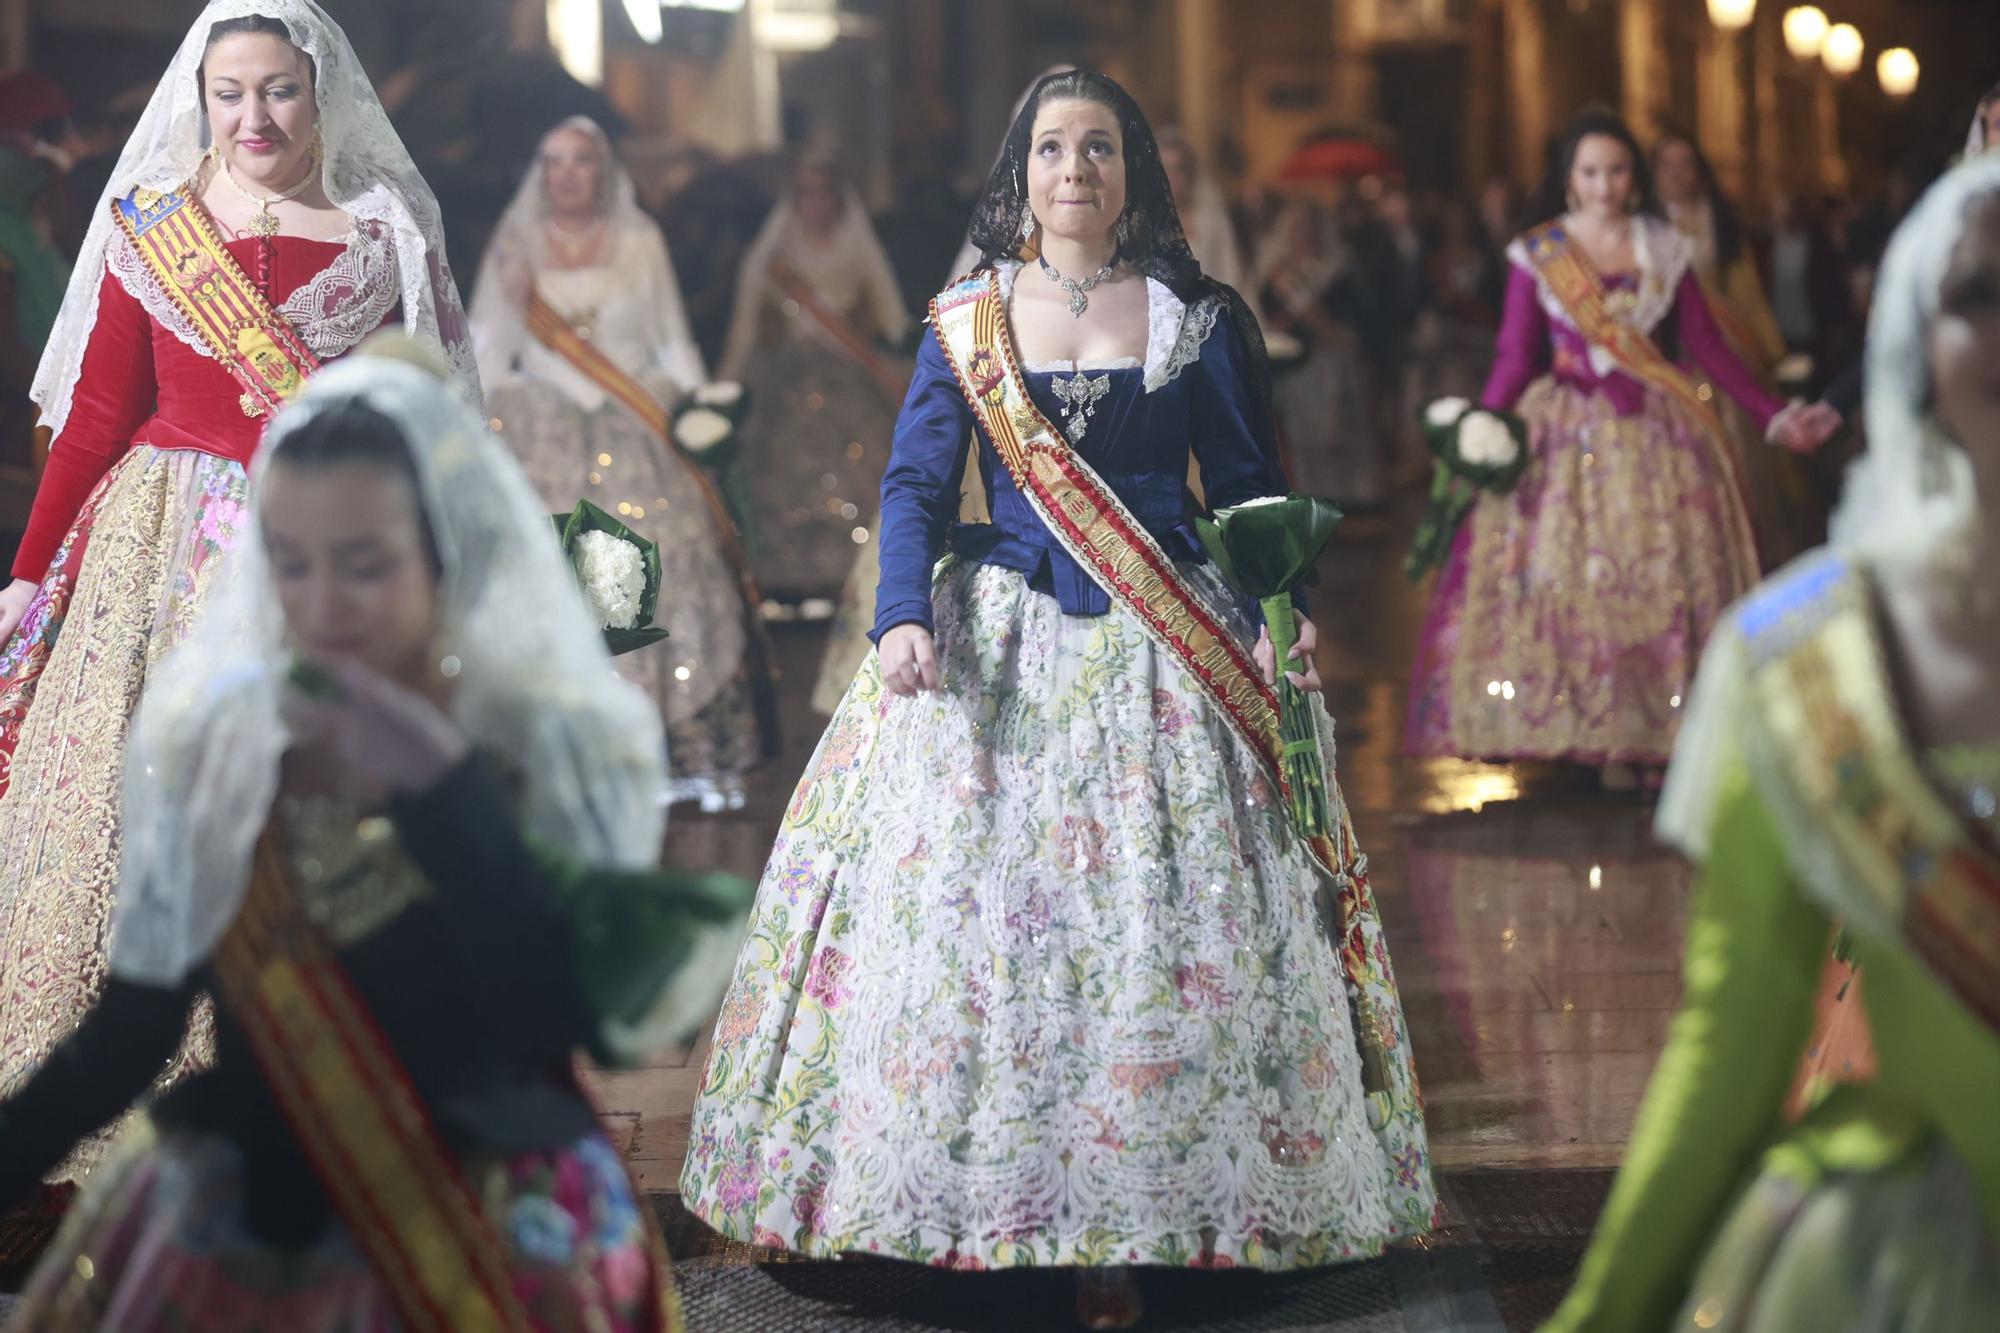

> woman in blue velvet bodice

[
  {"left": 872, "top": 262, "right": 1285, "bottom": 639},
  {"left": 680, "top": 71, "right": 1432, "bottom": 1333}
]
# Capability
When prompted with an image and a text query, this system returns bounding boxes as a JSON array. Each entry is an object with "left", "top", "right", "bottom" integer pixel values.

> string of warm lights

[{"left": 1706, "top": 2, "right": 1919, "bottom": 98}]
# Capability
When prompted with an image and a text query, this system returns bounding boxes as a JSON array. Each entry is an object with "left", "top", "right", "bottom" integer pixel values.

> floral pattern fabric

[
  {"left": 1405, "top": 378, "right": 1759, "bottom": 765},
  {"left": 14, "top": 1124, "right": 675, "bottom": 1331},
  {"left": 683, "top": 560, "right": 1434, "bottom": 1269}
]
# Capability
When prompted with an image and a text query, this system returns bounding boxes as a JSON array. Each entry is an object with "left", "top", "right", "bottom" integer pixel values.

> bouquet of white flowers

[
  {"left": 554, "top": 499, "right": 668, "bottom": 655},
  {"left": 1405, "top": 398, "right": 1529, "bottom": 580},
  {"left": 672, "top": 382, "right": 760, "bottom": 552}
]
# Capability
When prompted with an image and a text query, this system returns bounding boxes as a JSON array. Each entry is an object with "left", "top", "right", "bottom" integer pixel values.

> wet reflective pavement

[{"left": 589, "top": 504, "right": 1690, "bottom": 1328}]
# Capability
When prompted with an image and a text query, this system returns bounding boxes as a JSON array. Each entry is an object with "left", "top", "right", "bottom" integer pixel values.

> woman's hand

[
  {"left": 1765, "top": 399, "right": 1842, "bottom": 455},
  {"left": 1254, "top": 615, "right": 1322, "bottom": 691},
  {"left": 0, "top": 577, "right": 38, "bottom": 645},
  {"left": 876, "top": 623, "right": 940, "bottom": 697},
  {"left": 282, "top": 655, "right": 469, "bottom": 804}
]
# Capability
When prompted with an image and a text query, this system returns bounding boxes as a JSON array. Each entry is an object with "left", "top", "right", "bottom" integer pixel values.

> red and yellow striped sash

[
  {"left": 111, "top": 187, "right": 320, "bottom": 420},
  {"left": 930, "top": 272, "right": 1350, "bottom": 885},
  {"left": 213, "top": 838, "right": 534, "bottom": 1333}
]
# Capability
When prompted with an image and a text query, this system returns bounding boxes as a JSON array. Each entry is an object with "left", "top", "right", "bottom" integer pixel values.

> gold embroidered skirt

[
  {"left": 0, "top": 446, "right": 245, "bottom": 1179},
  {"left": 1406, "top": 379, "right": 1759, "bottom": 765}
]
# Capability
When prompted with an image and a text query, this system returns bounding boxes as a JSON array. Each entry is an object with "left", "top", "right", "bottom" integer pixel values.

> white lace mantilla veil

[
  {"left": 1655, "top": 153, "right": 2000, "bottom": 899},
  {"left": 30, "top": 0, "right": 479, "bottom": 438},
  {"left": 717, "top": 159, "right": 909, "bottom": 381},
  {"left": 469, "top": 115, "right": 705, "bottom": 391},
  {"left": 108, "top": 347, "right": 666, "bottom": 988}
]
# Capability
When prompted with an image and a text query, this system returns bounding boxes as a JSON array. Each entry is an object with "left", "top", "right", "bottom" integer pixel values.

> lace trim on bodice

[
  {"left": 106, "top": 221, "right": 400, "bottom": 367},
  {"left": 279, "top": 219, "right": 401, "bottom": 358},
  {"left": 1506, "top": 215, "right": 1691, "bottom": 349},
  {"left": 994, "top": 260, "right": 1222, "bottom": 390}
]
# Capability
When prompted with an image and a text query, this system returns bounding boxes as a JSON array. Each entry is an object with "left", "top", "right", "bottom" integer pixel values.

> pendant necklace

[
  {"left": 545, "top": 218, "right": 607, "bottom": 267},
  {"left": 219, "top": 157, "right": 317, "bottom": 238},
  {"left": 1038, "top": 252, "right": 1117, "bottom": 318}
]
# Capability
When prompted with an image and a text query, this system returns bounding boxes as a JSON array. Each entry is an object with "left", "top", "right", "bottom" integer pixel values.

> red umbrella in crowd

[{"left": 1277, "top": 136, "right": 1402, "bottom": 184}]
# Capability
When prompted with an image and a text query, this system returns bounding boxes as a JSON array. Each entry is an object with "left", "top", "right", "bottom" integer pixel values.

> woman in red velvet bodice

[
  {"left": 0, "top": 2, "right": 473, "bottom": 1174},
  {"left": 11, "top": 232, "right": 390, "bottom": 583}
]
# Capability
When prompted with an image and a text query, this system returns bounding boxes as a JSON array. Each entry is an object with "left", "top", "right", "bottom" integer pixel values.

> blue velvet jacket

[{"left": 870, "top": 269, "right": 1297, "bottom": 642}]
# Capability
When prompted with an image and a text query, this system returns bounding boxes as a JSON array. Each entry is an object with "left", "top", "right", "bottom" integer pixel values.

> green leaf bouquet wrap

[
  {"left": 1404, "top": 398, "right": 1529, "bottom": 581},
  {"left": 553, "top": 498, "right": 669, "bottom": 656},
  {"left": 525, "top": 836, "right": 752, "bottom": 1067},
  {"left": 670, "top": 381, "right": 761, "bottom": 554},
  {"left": 1196, "top": 494, "right": 1344, "bottom": 841}
]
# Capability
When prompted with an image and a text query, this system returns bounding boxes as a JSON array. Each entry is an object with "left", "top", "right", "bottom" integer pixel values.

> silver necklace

[{"left": 1038, "top": 253, "right": 1116, "bottom": 317}]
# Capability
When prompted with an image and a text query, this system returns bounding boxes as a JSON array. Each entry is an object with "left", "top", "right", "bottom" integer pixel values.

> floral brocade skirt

[
  {"left": 682, "top": 560, "right": 1435, "bottom": 1270},
  {"left": 0, "top": 446, "right": 245, "bottom": 1175},
  {"left": 1405, "top": 378, "right": 1760, "bottom": 765},
  {"left": 13, "top": 1122, "right": 679, "bottom": 1332}
]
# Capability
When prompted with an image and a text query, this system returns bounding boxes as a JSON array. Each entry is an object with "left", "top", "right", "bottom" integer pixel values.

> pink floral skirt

[
  {"left": 12, "top": 1124, "right": 678, "bottom": 1331},
  {"left": 1405, "top": 379, "right": 1759, "bottom": 765}
]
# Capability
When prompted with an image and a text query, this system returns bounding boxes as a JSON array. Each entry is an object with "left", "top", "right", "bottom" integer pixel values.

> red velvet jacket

[{"left": 13, "top": 234, "right": 395, "bottom": 581}]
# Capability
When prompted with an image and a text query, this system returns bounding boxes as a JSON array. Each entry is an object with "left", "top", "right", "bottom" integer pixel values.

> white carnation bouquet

[
  {"left": 1406, "top": 398, "right": 1529, "bottom": 580},
  {"left": 553, "top": 499, "right": 667, "bottom": 654}
]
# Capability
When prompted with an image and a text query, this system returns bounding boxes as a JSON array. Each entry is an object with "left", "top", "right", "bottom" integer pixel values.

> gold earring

[{"left": 310, "top": 125, "right": 324, "bottom": 162}]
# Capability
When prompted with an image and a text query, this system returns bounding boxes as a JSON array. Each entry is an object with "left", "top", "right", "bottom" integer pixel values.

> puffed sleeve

[
  {"left": 1478, "top": 263, "right": 1550, "bottom": 413},
  {"left": 1186, "top": 304, "right": 1310, "bottom": 616},
  {"left": 1674, "top": 271, "right": 1785, "bottom": 432},
  {"left": 869, "top": 323, "right": 974, "bottom": 642},
  {"left": 11, "top": 262, "right": 158, "bottom": 582},
  {"left": 1544, "top": 764, "right": 1825, "bottom": 1331}
]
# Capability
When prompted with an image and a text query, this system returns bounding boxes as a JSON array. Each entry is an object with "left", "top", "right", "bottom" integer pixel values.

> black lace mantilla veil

[{"left": 961, "top": 69, "right": 1278, "bottom": 452}]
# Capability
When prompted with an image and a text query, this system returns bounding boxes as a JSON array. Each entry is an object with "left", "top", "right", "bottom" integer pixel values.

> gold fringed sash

[
  {"left": 112, "top": 187, "right": 320, "bottom": 420},
  {"left": 1741, "top": 557, "right": 2000, "bottom": 1039},
  {"left": 211, "top": 839, "right": 532, "bottom": 1333},
  {"left": 1519, "top": 221, "right": 1761, "bottom": 573},
  {"left": 931, "top": 272, "right": 1346, "bottom": 883}
]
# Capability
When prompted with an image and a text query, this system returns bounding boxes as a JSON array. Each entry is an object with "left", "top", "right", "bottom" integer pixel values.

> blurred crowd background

[{"left": 2, "top": 0, "right": 1997, "bottom": 553}]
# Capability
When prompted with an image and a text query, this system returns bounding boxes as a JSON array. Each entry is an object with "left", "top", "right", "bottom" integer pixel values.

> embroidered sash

[
  {"left": 525, "top": 291, "right": 780, "bottom": 749},
  {"left": 112, "top": 187, "right": 320, "bottom": 420},
  {"left": 932, "top": 272, "right": 1404, "bottom": 1095},
  {"left": 1740, "top": 557, "right": 2000, "bottom": 1039},
  {"left": 933, "top": 272, "right": 1344, "bottom": 878},
  {"left": 1519, "top": 221, "right": 1760, "bottom": 572},
  {"left": 211, "top": 837, "right": 534, "bottom": 1333}
]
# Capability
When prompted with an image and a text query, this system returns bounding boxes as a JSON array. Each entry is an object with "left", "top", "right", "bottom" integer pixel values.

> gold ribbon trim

[
  {"left": 1744, "top": 558, "right": 2000, "bottom": 1038},
  {"left": 212, "top": 839, "right": 533, "bottom": 1333},
  {"left": 1520, "top": 221, "right": 1760, "bottom": 573},
  {"left": 930, "top": 272, "right": 1347, "bottom": 883},
  {"left": 112, "top": 187, "right": 320, "bottom": 419}
]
